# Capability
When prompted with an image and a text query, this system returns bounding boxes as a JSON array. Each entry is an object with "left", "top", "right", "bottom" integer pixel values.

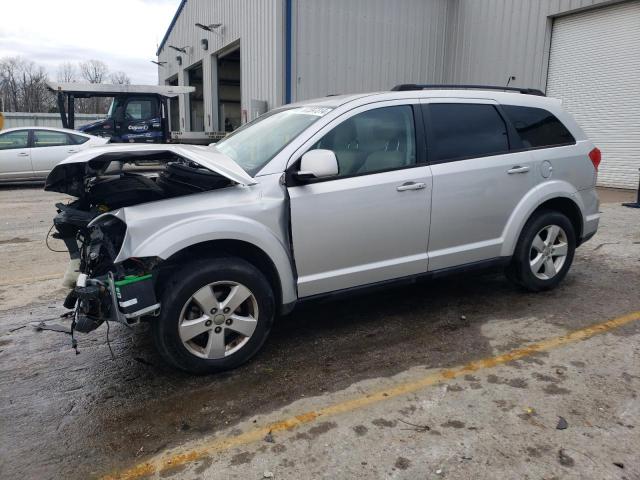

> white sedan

[{"left": 0, "top": 127, "right": 108, "bottom": 182}]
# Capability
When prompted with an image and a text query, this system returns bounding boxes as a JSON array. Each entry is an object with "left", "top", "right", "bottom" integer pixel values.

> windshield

[{"left": 214, "top": 106, "right": 332, "bottom": 175}]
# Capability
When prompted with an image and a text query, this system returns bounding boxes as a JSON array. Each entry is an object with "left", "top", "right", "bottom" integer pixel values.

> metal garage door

[{"left": 547, "top": 1, "right": 640, "bottom": 189}]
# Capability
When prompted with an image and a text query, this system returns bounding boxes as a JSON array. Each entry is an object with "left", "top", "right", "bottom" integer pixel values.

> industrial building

[{"left": 157, "top": 0, "right": 639, "bottom": 189}]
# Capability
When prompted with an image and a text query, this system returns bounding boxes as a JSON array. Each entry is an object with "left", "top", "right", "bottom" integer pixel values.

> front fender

[
  {"left": 500, "top": 180, "right": 583, "bottom": 257},
  {"left": 117, "top": 214, "right": 298, "bottom": 304}
]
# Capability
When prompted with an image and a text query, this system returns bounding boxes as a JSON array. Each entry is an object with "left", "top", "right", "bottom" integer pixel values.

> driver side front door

[
  {"left": 118, "top": 97, "right": 161, "bottom": 143},
  {"left": 287, "top": 102, "right": 432, "bottom": 297}
]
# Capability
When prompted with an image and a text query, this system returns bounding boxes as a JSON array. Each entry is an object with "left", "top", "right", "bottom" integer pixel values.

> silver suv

[{"left": 46, "top": 86, "right": 600, "bottom": 373}]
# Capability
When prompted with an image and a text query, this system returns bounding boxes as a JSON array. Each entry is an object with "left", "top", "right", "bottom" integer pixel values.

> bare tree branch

[
  {"left": 56, "top": 62, "right": 77, "bottom": 83},
  {"left": 78, "top": 59, "right": 110, "bottom": 113},
  {"left": 110, "top": 71, "right": 131, "bottom": 85},
  {"left": 79, "top": 59, "right": 108, "bottom": 84},
  {"left": 0, "top": 56, "right": 54, "bottom": 113}
]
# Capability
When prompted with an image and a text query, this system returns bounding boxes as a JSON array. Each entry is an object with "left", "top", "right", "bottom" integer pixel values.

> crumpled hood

[{"left": 44, "top": 143, "right": 256, "bottom": 196}]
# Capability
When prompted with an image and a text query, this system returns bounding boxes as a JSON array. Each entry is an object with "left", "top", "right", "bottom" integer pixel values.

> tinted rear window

[
  {"left": 428, "top": 104, "right": 509, "bottom": 162},
  {"left": 502, "top": 105, "right": 575, "bottom": 149}
]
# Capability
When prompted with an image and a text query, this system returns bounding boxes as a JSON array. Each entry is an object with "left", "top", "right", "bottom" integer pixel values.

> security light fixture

[
  {"left": 176, "top": 55, "right": 182, "bottom": 66},
  {"left": 201, "top": 39, "right": 209, "bottom": 51},
  {"left": 151, "top": 60, "right": 167, "bottom": 66},
  {"left": 169, "top": 45, "right": 189, "bottom": 53},
  {"left": 195, "top": 22, "right": 223, "bottom": 33}
]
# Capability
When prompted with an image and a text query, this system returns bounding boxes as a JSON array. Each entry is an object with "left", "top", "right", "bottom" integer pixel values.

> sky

[{"left": 0, "top": 0, "right": 180, "bottom": 84}]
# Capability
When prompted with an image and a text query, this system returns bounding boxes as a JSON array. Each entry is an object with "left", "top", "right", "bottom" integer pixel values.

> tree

[
  {"left": 0, "top": 56, "right": 53, "bottom": 113},
  {"left": 110, "top": 71, "right": 131, "bottom": 85},
  {"left": 79, "top": 59, "right": 109, "bottom": 113},
  {"left": 20, "top": 62, "right": 52, "bottom": 112},
  {"left": 56, "top": 62, "right": 77, "bottom": 83},
  {"left": 0, "top": 57, "right": 22, "bottom": 112},
  {"left": 79, "top": 59, "right": 108, "bottom": 84}
]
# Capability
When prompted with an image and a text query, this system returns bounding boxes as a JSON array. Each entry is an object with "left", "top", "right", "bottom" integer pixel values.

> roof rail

[{"left": 390, "top": 84, "right": 546, "bottom": 96}]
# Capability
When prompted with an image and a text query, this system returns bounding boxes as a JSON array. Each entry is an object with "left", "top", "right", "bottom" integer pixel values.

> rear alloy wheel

[
  {"left": 506, "top": 210, "right": 576, "bottom": 291},
  {"left": 528, "top": 225, "right": 569, "bottom": 281},
  {"left": 153, "top": 257, "right": 274, "bottom": 374}
]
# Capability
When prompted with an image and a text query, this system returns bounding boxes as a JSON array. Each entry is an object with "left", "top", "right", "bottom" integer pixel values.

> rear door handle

[
  {"left": 507, "top": 166, "right": 530, "bottom": 174},
  {"left": 67, "top": 149, "right": 78, "bottom": 154},
  {"left": 396, "top": 182, "right": 426, "bottom": 192}
]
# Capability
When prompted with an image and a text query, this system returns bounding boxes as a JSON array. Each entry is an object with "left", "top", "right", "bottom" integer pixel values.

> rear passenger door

[
  {"left": 423, "top": 100, "right": 536, "bottom": 270},
  {"left": 30, "top": 129, "right": 77, "bottom": 179}
]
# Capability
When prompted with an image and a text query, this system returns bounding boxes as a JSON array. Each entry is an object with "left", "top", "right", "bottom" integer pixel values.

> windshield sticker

[{"left": 292, "top": 107, "right": 332, "bottom": 116}]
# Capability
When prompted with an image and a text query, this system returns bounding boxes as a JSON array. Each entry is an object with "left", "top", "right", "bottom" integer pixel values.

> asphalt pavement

[{"left": 0, "top": 185, "right": 638, "bottom": 479}]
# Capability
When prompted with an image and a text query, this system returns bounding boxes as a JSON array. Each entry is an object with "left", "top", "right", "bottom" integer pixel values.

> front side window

[
  {"left": 0, "top": 131, "right": 29, "bottom": 150},
  {"left": 502, "top": 105, "right": 575, "bottom": 149},
  {"left": 33, "top": 130, "right": 70, "bottom": 148},
  {"left": 214, "top": 106, "right": 331, "bottom": 176},
  {"left": 428, "top": 104, "right": 509, "bottom": 162},
  {"left": 125, "top": 99, "right": 156, "bottom": 120},
  {"left": 311, "top": 105, "right": 416, "bottom": 177}
]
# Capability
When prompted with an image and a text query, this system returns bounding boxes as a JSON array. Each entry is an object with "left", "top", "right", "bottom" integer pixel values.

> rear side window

[
  {"left": 502, "top": 105, "right": 575, "bottom": 149},
  {"left": 427, "top": 104, "right": 509, "bottom": 162},
  {"left": 70, "top": 134, "right": 90, "bottom": 145},
  {"left": 33, "top": 130, "right": 71, "bottom": 148}
]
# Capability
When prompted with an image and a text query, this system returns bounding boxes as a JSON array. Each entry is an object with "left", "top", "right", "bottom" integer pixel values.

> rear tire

[
  {"left": 505, "top": 210, "right": 576, "bottom": 292},
  {"left": 152, "top": 256, "right": 275, "bottom": 374}
]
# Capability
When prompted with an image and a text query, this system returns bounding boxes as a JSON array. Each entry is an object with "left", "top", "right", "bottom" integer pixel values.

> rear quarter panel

[{"left": 531, "top": 140, "right": 596, "bottom": 192}]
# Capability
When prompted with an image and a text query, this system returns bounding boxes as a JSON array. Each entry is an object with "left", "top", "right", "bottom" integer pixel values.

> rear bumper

[
  {"left": 581, "top": 212, "right": 600, "bottom": 245},
  {"left": 580, "top": 229, "right": 597, "bottom": 246},
  {"left": 576, "top": 187, "right": 600, "bottom": 245}
]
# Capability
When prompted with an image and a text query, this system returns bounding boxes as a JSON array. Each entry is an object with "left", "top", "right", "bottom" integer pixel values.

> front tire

[
  {"left": 506, "top": 210, "right": 576, "bottom": 292},
  {"left": 152, "top": 256, "right": 275, "bottom": 374}
]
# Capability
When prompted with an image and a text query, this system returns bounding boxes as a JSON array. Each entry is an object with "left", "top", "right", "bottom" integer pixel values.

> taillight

[{"left": 588, "top": 147, "right": 601, "bottom": 171}]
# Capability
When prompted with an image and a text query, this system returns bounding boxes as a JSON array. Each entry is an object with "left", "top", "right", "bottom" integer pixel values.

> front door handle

[
  {"left": 17, "top": 152, "right": 29, "bottom": 157},
  {"left": 396, "top": 181, "right": 426, "bottom": 192},
  {"left": 507, "top": 166, "right": 530, "bottom": 174}
]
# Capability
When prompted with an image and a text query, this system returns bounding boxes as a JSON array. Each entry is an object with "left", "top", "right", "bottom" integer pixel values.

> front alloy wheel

[
  {"left": 153, "top": 257, "right": 275, "bottom": 374},
  {"left": 179, "top": 281, "right": 259, "bottom": 359}
]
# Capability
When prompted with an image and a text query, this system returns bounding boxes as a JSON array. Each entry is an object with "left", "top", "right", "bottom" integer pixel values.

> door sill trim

[{"left": 294, "top": 256, "right": 511, "bottom": 307}]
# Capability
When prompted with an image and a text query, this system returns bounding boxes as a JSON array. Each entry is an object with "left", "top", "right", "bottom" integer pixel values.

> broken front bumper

[{"left": 71, "top": 271, "right": 160, "bottom": 333}]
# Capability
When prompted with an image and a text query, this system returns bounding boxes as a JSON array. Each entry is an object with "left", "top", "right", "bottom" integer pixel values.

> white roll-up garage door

[{"left": 547, "top": 1, "right": 640, "bottom": 189}]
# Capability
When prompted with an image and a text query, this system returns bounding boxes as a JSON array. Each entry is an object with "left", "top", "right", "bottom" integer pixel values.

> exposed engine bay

[{"left": 46, "top": 147, "right": 240, "bottom": 336}]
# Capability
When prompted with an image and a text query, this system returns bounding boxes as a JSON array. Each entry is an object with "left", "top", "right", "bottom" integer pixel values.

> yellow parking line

[{"left": 102, "top": 310, "right": 640, "bottom": 480}]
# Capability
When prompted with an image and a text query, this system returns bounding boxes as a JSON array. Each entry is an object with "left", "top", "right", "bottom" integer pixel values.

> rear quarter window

[
  {"left": 502, "top": 105, "right": 575, "bottom": 149},
  {"left": 427, "top": 103, "right": 510, "bottom": 162},
  {"left": 70, "top": 134, "right": 90, "bottom": 145}
]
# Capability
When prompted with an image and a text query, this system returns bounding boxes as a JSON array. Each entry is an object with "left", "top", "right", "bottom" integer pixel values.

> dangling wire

[
  {"left": 45, "top": 223, "right": 67, "bottom": 253},
  {"left": 105, "top": 319, "right": 115, "bottom": 360}
]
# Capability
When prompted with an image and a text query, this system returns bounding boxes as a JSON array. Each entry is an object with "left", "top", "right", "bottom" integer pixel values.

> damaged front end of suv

[
  {"left": 45, "top": 144, "right": 257, "bottom": 336},
  {"left": 56, "top": 205, "right": 161, "bottom": 334}
]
